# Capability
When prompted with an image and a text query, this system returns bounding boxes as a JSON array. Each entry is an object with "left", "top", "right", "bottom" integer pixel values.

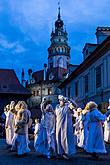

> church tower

[{"left": 48, "top": 6, "right": 71, "bottom": 70}]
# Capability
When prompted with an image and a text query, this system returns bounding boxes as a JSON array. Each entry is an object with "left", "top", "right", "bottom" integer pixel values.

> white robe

[
  {"left": 81, "top": 113, "right": 89, "bottom": 148},
  {"left": 11, "top": 109, "right": 31, "bottom": 155},
  {"left": 5, "top": 111, "right": 14, "bottom": 145},
  {"left": 45, "top": 112, "right": 56, "bottom": 153},
  {"left": 55, "top": 104, "right": 76, "bottom": 155},
  {"left": 104, "top": 115, "right": 110, "bottom": 143},
  {"left": 34, "top": 123, "right": 41, "bottom": 147},
  {"left": 85, "top": 108, "right": 110, "bottom": 153},
  {"left": 34, "top": 115, "right": 48, "bottom": 155},
  {"left": 74, "top": 115, "right": 84, "bottom": 148}
]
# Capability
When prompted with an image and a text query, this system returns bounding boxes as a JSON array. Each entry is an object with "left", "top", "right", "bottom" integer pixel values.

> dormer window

[
  {"left": 3, "top": 85, "right": 8, "bottom": 89},
  {"left": 1, "top": 85, "right": 8, "bottom": 91}
]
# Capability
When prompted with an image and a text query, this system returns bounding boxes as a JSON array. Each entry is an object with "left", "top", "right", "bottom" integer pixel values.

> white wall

[{"left": 63, "top": 50, "right": 110, "bottom": 105}]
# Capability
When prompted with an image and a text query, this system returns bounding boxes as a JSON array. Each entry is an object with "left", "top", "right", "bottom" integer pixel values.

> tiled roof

[
  {"left": 0, "top": 69, "right": 31, "bottom": 95},
  {"left": 32, "top": 67, "right": 67, "bottom": 83}
]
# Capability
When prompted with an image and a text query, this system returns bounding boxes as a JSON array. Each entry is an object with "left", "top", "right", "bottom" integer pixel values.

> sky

[{"left": 0, "top": 0, "right": 110, "bottom": 81}]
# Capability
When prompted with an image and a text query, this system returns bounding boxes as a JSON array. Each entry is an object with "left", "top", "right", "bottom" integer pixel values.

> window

[
  {"left": 48, "top": 88, "right": 52, "bottom": 95},
  {"left": 85, "top": 75, "right": 89, "bottom": 93},
  {"left": 3, "top": 85, "right": 8, "bottom": 89},
  {"left": 32, "top": 91, "right": 36, "bottom": 96},
  {"left": 1, "top": 85, "right": 8, "bottom": 90},
  {"left": 36, "top": 90, "right": 40, "bottom": 96},
  {"left": 96, "top": 66, "right": 102, "bottom": 88},
  {"left": 75, "top": 81, "right": 78, "bottom": 97}
]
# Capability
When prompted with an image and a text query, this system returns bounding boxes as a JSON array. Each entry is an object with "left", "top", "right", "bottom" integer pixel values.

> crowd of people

[{"left": 2, "top": 95, "right": 110, "bottom": 160}]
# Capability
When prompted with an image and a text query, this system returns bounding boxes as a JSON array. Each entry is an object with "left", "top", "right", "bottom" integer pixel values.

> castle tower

[{"left": 48, "top": 5, "right": 71, "bottom": 70}]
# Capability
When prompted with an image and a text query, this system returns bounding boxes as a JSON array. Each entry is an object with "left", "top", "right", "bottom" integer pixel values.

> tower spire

[{"left": 58, "top": 1, "right": 61, "bottom": 19}]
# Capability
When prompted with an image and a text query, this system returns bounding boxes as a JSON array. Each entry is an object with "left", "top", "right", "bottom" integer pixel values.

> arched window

[{"left": 57, "top": 57, "right": 64, "bottom": 68}]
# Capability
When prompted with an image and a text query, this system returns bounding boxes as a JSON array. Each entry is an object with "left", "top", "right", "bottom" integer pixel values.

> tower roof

[{"left": 55, "top": 4, "right": 64, "bottom": 29}]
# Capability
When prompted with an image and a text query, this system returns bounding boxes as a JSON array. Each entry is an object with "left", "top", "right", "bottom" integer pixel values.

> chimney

[
  {"left": 44, "top": 63, "right": 47, "bottom": 81},
  {"left": 95, "top": 27, "right": 110, "bottom": 44},
  {"left": 28, "top": 68, "right": 33, "bottom": 84}
]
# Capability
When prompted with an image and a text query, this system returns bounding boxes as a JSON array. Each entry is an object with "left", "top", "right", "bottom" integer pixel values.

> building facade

[{"left": 59, "top": 27, "right": 110, "bottom": 110}]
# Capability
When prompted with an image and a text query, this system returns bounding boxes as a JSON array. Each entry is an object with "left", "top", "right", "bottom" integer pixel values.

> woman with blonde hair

[
  {"left": 12, "top": 101, "right": 31, "bottom": 156},
  {"left": 85, "top": 101, "right": 110, "bottom": 158},
  {"left": 11, "top": 102, "right": 21, "bottom": 151}
]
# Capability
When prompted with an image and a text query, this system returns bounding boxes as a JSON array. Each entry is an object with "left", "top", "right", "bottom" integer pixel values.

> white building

[{"left": 59, "top": 27, "right": 110, "bottom": 110}]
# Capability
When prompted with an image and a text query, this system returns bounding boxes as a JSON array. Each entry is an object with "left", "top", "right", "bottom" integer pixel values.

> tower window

[
  {"left": 36, "top": 90, "right": 40, "bottom": 96},
  {"left": 59, "top": 39, "right": 61, "bottom": 42},
  {"left": 32, "top": 91, "right": 36, "bottom": 96}
]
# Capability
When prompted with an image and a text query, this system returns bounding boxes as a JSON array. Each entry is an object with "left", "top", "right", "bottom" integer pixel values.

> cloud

[
  {"left": 13, "top": 43, "right": 27, "bottom": 53},
  {"left": 0, "top": 35, "right": 16, "bottom": 49},
  {"left": 0, "top": 34, "right": 27, "bottom": 55}
]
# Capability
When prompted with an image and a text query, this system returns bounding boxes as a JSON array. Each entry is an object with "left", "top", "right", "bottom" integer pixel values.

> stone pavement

[{"left": 0, "top": 139, "right": 110, "bottom": 165}]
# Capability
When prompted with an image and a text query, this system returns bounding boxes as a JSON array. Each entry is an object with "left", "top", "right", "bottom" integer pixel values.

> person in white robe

[
  {"left": 5, "top": 102, "right": 15, "bottom": 146},
  {"left": 25, "top": 108, "right": 32, "bottom": 144},
  {"left": 34, "top": 118, "right": 41, "bottom": 148},
  {"left": 45, "top": 104, "right": 56, "bottom": 159},
  {"left": 55, "top": 95, "right": 77, "bottom": 159},
  {"left": 85, "top": 101, "right": 110, "bottom": 158},
  {"left": 34, "top": 98, "right": 48, "bottom": 156},
  {"left": 12, "top": 101, "right": 30, "bottom": 156},
  {"left": 73, "top": 108, "right": 83, "bottom": 148},
  {"left": 104, "top": 104, "right": 110, "bottom": 143},
  {"left": 82, "top": 104, "right": 89, "bottom": 149},
  {"left": 11, "top": 102, "right": 21, "bottom": 151}
]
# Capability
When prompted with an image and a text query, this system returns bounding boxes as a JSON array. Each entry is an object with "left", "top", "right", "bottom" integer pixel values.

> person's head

[
  {"left": 15, "top": 102, "right": 21, "bottom": 112},
  {"left": 35, "top": 118, "right": 40, "bottom": 124},
  {"left": 82, "top": 103, "right": 90, "bottom": 115},
  {"left": 88, "top": 101, "right": 98, "bottom": 111},
  {"left": 77, "top": 108, "right": 82, "bottom": 116},
  {"left": 58, "top": 95, "right": 66, "bottom": 107},
  {"left": 10, "top": 101, "right": 15, "bottom": 110},
  {"left": 42, "top": 97, "right": 46, "bottom": 103},
  {"left": 45, "top": 104, "right": 53, "bottom": 112},
  {"left": 6, "top": 104, "right": 10, "bottom": 111},
  {"left": 84, "top": 103, "right": 89, "bottom": 111},
  {"left": 4, "top": 107, "right": 6, "bottom": 112},
  {"left": 19, "top": 101, "right": 28, "bottom": 111}
]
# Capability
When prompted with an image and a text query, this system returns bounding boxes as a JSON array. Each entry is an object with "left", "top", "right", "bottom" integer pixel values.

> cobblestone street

[{"left": 0, "top": 139, "right": 110, "bottom": 165}]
